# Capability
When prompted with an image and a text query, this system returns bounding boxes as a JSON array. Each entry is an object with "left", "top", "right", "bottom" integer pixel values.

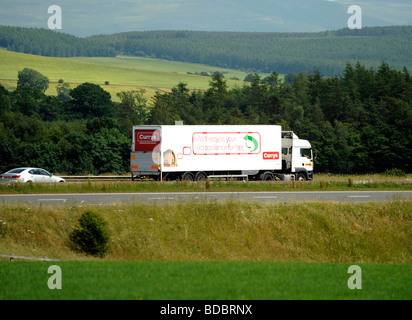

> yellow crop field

[{"left": 0, "top": 49, "right": 255, "bottom": 101}]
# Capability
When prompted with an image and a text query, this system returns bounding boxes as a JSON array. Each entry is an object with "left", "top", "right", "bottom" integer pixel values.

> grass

[
  {"left": 1, "top": 261, "right": 411, "bottom": 300},
  {"left": 1, "top": 200, "right": 411, "bottom": 263},
  {"left": 0, "top": 49, "right": 259, "bottom": 101},
  {"left": 1, "top": 199, "right": 411, "bottom": 299},
  {"left": 0, "top": 175, "right": 411, "bottom": 194}
]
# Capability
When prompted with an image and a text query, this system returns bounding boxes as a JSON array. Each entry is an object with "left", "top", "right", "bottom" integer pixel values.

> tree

[
  {"left": 244, "top": 73, "right": 255, "bottom": 82},
  {"left": 0, "top": 94, "right": 11, "bottom": 115},
  {"left": 170, "top": 83, "right": 197, "bottom": 125},
  {"left": 204, "top": 72, "right": 229, "bottom": 124},
  {"left": 148, "top": 91, "right": 180, "bottom": 125},
  {"left": 17, "top": 68, "right": 49, "bottom": 92},
  {"left": 0, "top": 125, "right": 22, "bottom": 172},
  {"left": 22, "top": 141, "right": 62, "bottom": 172},
  {"left": 70, "top": 210, "right": 110, "bottom": 257},
  {"left": 117, "top": 89, "right": 148, "bottom": 135},
  {"left": 69, "top": 83, "right": 113, "bottom": 119},
  {"left": 89, "top": 128, "right": 130, "bottom": 174},
  {"left": 58, "top": 131, "right": 94, "bottom": 174},
  {"left": 56, "top": 82, "right": 72, "bottom": 102},
  {"left": 263, "top": 71, "right": 282, "bottom": 87}
]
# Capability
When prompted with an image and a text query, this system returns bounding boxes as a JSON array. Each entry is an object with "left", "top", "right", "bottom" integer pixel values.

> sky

[{"left": 1, "top": 0, "right": 411, "bottom": 36}]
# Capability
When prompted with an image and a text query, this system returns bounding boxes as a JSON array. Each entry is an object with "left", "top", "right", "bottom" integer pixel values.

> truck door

[
  {"left": 131, "top": 128, "right": 161, "bottom": 179},
  {"left": 292, "top": 147, "right": 313, "bottom": 177},
  {"left": 299, "top": 148, "right": 313, "bottom": 168}
]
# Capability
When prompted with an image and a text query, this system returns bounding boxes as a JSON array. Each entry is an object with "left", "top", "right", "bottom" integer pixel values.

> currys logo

[
  {"left": 263, "top": 152, "right": 279, "bottom": 160},
  {"left": 137, "top": 131, "right": 160, "bottom": 143},
  {"left": 243, "top": 134, "right": 259, "bottom": 153}
]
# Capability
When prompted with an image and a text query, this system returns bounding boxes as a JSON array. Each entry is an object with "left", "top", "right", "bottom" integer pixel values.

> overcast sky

[{"left": 1, "top": 0, "right": 411, "bottom": 36}]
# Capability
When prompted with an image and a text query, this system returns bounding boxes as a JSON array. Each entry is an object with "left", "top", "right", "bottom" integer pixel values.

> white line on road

[
  {"left": 253, "top": 196, "right": 278, "bottom": 199},
  {"left": 347, "top": 196, "right": 371, "bottom": 198},
  {"left": 37, "top": 199, "right": 67, "bottom": 202}
]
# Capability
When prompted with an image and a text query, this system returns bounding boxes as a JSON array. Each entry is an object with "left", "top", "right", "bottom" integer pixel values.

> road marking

[
  {"left": 147, "top": 197, "right": 175, "bottom": 200},
  {"left": 253, "top": 196, "right": 278, "bottom": 199},
  {"left": 37, "top": 199, "right": 67, "bottom": 203},
  {"left": 347, "top": 196, "right": 371, "bottom": 198}
]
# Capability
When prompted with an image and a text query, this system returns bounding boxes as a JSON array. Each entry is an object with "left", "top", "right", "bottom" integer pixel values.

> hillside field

[{"left": 0, "top": 49, "right": 262, "bottom": 102}]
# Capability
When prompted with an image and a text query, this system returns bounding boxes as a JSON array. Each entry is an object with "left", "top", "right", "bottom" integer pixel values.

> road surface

[{"left": 1, "top": 191, "right": 411, "bottom": 205}]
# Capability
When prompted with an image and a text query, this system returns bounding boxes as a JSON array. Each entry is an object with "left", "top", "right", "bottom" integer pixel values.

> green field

[
  {"left": 1, "top": 261, "right": 411, "bottom": 300},
  {"left": 0, "top": 49, "right": 260, "bottom": 101}
]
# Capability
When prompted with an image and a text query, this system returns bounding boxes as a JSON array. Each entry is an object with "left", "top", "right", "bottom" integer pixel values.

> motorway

[{"left": 1, "top": 190, "right": 411, "bottom": 205}]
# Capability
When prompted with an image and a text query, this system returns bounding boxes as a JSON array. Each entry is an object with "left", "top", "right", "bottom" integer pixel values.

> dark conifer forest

[{"left": 1, "top": 25, "right": 412, "bottom": 75}]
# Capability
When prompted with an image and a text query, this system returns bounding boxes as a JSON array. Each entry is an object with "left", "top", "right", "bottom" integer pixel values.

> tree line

[
  {"left": 1, "top": 62, "right": 411, "bottom": 175},
  {"left": 1, "top": 25, "right": 411, "bottom": 75},
  {"left": 0, "top": 26, "right": 116, "bottom": 57}
]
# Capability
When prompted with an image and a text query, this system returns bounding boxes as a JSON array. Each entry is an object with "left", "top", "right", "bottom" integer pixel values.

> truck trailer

[{"left": 130, "top": 125, "right": 314, "bottom": 181}]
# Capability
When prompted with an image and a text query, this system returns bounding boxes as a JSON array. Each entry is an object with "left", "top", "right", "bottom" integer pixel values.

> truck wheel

[
  {"left": 261, "top": 171, "right": 274, "bottom": 181},
  {"left": 195, "top": 172, "right": 207, "bottom": 181},
  {"left": 296, "top": 173, "right": 306, "bottom": 181},
  {"left": 181, "top": 172, "right": 194, "bottom": 181}
]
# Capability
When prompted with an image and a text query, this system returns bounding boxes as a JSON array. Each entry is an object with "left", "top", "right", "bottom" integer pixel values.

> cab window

[{"left": 300, "top": 148, "right": 312, "bottom": 159}]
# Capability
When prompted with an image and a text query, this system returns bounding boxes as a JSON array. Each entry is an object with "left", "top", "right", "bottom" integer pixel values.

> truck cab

[{"left": 281, "top": 131, "right": 314, "bottom": 181}]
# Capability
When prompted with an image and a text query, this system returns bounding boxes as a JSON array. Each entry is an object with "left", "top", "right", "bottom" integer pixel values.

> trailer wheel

[
  {"left": 261, "top": 171, "right": 275, "bottom": 181},
  {"left": 195, "top": 172, "right": 207, "bottom": 181},
  {"left": 181, "top": 172, "right": 194, "bottom": 181}
]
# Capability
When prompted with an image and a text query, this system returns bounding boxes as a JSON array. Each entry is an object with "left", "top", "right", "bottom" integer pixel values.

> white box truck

[{"left": 130, "top": 125, "right": 314, "bottom": 181}]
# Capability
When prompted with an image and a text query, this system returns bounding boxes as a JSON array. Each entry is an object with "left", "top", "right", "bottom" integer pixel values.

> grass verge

[
  {"left": 0, "top": 175, "right": 411, "bottom": 194},
  {"left": 1, "top": 200, "right": 411, "bottom": 263}
]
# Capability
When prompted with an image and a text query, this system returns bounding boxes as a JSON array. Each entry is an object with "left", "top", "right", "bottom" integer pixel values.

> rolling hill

[
  {"left": 0, "top": 49, "right": 252, "bottom": 101},
  {"left": 1, "top": 24, "right": 412, "bottom": 76}
]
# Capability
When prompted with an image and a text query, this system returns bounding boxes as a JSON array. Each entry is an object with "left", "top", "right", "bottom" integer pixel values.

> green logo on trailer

[{"left": 243, "top": 134, "right": 259, "bottom": 152}]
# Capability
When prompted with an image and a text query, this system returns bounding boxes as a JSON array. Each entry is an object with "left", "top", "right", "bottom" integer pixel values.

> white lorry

[{"left": 130, "top": 125, "right": 314, "bottom": 181}]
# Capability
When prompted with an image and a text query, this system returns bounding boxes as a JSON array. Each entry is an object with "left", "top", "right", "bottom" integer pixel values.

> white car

[{"left": 0, "top": 167, "right": 66, "bottom": 184}]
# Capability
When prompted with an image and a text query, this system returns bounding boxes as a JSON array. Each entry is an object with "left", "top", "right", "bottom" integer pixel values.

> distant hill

[{"left": 1, "top": 25, "right": 412, "bottom": 76}]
